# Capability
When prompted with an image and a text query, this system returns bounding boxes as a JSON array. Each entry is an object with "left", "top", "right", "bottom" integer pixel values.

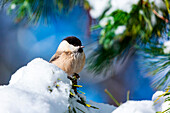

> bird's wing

[{"left": 49, "top": 51, "right": 62, "bottom": 63}]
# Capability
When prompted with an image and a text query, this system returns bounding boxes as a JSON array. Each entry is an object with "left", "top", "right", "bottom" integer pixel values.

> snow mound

[
  {"left": 0, "top": 58, "right": 70, "bottom": 113},
  {"left": 0, "top": 58, "right": 167, "bottom": 113},
  {"left": 0, "top": 58, "right": 116, "bottom": 113},
  {"left": 112, "top": 100, "right": 155, "bottom": 113},
  {"left": 112, "top": 91, "right": 170, "bottom": 113},
  {"left": 152, "top": 91, "right": 170, "bottom": 112}
]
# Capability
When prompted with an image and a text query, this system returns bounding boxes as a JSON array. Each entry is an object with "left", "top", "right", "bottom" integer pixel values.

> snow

[
  {"left": 162, "top": 100, "right": 170, "bottom": 112},
  {"left": 0, "top": 58, "right": 169, "bottom": 113},
  {"left": 115, "top": 26, "right": 126, "bottom": 35},
  {"left": 87, "top": 0, "right": 166, "bottom": 19},
  {"left": 99, "top": 16, "right": 114, "bottom": 27},
  {"left": 152, "top": 91, "right": 170, "bottom": 112},
  {"left": 87, "top": 0, "right": 110, "bottom": 19},
  {"left": 0, "top": 58, "right": 70, "bottom": 113},
  {"left": 0, "top": 58, "right": 116, "bottom": 113},
  {"left": 11, "top": 4, "right": 16, "bottom": 9},
  {"left": 87, "top": 0, "right": 140, "bottom": 18},
  {"left": 152, "top": 91, "right": 165, "bottom": 112},
  {"left": 106, "top": 0, "right": 139, "bottom": 15},
  {"left": 112, "top": 100, "right": 155, "bottom": 113},
  {"left": 112, "top": 91, "right": 170, "bottom": 113},
  {"left": 163, "top": 40, "right": 170, "bottom": 54}
]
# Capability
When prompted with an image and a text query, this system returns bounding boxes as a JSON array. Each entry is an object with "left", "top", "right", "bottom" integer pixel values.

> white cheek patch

[
  {"left": 57, "top": 40, "right": 79, "bottom": 52},
  {"left": 69, "top": 45, "right": 79, "bottom": 52}
]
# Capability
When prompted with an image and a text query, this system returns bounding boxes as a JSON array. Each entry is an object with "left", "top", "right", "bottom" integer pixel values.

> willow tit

[{"left": 49, "top": 36, "right": 86, "bottom": 76}]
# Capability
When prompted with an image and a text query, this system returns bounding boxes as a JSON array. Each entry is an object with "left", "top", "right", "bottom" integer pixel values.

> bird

[{"left": 49, "top": 36, "right": 86, "bottom": 76}]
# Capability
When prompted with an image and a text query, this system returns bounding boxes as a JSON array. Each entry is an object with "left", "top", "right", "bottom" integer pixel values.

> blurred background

[
  {"left": 0, "top": 6, "right": 155, "bottom": 105},
  {"left": 1, "top": 0, "right": 169, "bottom": 106}
]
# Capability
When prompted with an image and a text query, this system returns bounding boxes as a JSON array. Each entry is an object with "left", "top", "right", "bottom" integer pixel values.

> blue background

[{"left": 0, "top": 6, "right": 155, "bottom": 105}]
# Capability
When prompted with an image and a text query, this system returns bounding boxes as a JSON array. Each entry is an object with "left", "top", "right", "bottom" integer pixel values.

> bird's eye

[{"left": 78, "top": 48, "right": 83, "bottom": 53}]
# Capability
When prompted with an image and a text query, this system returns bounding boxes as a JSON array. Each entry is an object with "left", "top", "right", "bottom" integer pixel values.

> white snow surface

[
  {"left": 87, "top": 0, "right": 166, "bottom": 19},
  {"left": 115, "top": 26, "right": 126, "bottom": 35},
  {"left": 87, "top": 0, "right": 139, "bottom": 18},
  {"left": 112, "top": 91, "right": 170, "bottom": 113},
  {"left": 87, "top": 0, "right": 110, "bottom": 19},
  {"left": 0, "top": 58, "right": 116, "bottom": 113},
  {"left": 0, "top": 58, "right": 169, "bottom": 113},
  {"left": 87, "top": 0, "right": 140, "bottom": 18},
  {"left": 11, "top": 3, "right": 16, "bottom": 9},
  {"left": 99, "top": 16, "right": 114, "bottom": 27},
  {"left": 106, "top": 0, "right": 139, "bottom": 14},
  {"left": 112, "top": 100, "right": 155, "bottom": 113},
  {"left": 152, "top": 91, "right": 170, "bottom": 112},
  {"left": 0, "top": 58, "right": 70, "bottom": 113},
  {"left": 152, "top": 91, "right": 166, "bottom": 112},
  {"left": 163, "top": 40, "right": 170, "bottom": 54}
]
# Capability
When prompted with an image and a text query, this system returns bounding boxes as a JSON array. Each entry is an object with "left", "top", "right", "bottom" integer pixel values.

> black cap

[{"left": 63, "top": 36, "right": 82, "bottom": 46}]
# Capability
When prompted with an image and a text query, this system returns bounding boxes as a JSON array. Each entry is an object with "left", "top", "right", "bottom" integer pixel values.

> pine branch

[
  {"left": 137, "top": 27, "right": 170, "bottom": 89},
  {"left": 0, "top": 0, "right": 86, "bottom": 23},
  {"left": 68, "top": 74, "right": 98, "bottom": 113},
  {"left": 88, "top": 0, "right": 169, "bottom": 74}
]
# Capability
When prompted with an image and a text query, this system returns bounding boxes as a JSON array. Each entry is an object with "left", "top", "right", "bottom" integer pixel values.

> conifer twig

[{"left": 152, "top": 9, "right": 169, "bottom": 23}]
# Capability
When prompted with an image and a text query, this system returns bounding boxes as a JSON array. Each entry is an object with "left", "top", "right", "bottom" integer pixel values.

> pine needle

[
  {"left": 86, "top": 104, "right": 91, "bottom": 107},
  {"left": 70, "top": 92, "right": 75, "bottom": 96},
  {"left": 73, "top": 85, "right": 82, "bottom": 87},
  {"left": 104, "top": 89, "right": 120, "bottom": 106},
  {"left": 127, "top": 90, "right": 130, "bottom": 101},
  {"left": 154, "top": 89, "right": 169, "bottom": 103},
  {"left": 77, "top": 90, "right": 85, "bottom": 94}
]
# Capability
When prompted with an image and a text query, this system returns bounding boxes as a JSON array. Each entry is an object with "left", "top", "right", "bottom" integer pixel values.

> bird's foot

[
  {"left": 67, "top": 73, "right": 80, "bottom": 81},
  {"left": 73, "top": 73, "right": 80, "bottom": 80}
]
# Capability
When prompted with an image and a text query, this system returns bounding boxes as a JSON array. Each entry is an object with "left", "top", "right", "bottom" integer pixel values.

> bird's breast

[
  {"left": 71, "top": 52, "right": 85, "bottom": 74},
  {"left": 52, "top": 52, "right": 85, "bottom": 75}
]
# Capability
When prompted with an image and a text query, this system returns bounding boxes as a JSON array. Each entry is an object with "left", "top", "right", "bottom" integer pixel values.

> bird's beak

[{"left": 80, "top": 46, "right": 85, "bottom": 48}]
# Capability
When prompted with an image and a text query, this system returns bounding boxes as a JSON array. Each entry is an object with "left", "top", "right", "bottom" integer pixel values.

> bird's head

[{"left": 57, "top": 36, "right": 84, "bottom": 53}]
